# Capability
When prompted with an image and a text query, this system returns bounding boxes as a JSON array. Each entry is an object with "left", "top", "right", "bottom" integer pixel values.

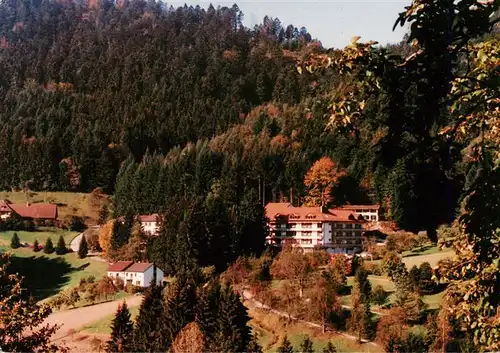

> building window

[
  {"left": 355, "top": 224, "right": 362, "bottom": 229},
  {"left": 302, "top": 231, "right": 312, "bottom": 237},
  {"left": 136, "top": 281, "right": 140, "bottom": 286},
  {"left": 301, "top": 239, "right": 312, "bottom": 244},
  {"left": 352, "top": 232, "right": 356, "bottom": 236},
  {"left": 302, "top": 223, "right": 312, "bottom": 229},
  {"left": 371, "top": 215, "right": 376, "bottom": 220},
  {"left": 317, "top": 223, "right": 322, "bottom": 228}
]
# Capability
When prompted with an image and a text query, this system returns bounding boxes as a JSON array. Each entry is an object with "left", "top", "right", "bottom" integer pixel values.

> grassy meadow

[
  {"left": 82, "top": 306, "right": 140, "bottom": 334},
  {"left": 246, "top": 300, "right": 382, "bottom": 353},
  {"left": 0, "top": 190, "right": 108, "bottom": 225},
  {"left": 0, "top": 227, "right": 78, "bottom": 246},
  {"left": 0, "top": 244, "right": 107, "bottom": 301}
]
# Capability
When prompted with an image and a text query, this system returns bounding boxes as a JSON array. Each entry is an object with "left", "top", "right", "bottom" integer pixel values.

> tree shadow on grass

[{"left": 8, "top": 255, "right": 88, "bottom": 300}]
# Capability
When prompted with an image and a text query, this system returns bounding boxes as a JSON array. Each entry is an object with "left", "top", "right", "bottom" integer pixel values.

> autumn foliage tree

[
  {"left": 304, "top": 157, "right": 347, "bottom": 206},
  {"left": 0, "top": 254, "right": 64, "bottom": 352},
  {"left": 307, "top": 270, "right": 342, "bottom": 332},
  {"left": 271, "top": 246, "right": 316, "bottom": 298},
  {"left": 170, "top": 322, "right": 205, "bottom": 353},
  {"left": 99, "top": 220, "right": 115, "bottom": 257},
  {"left": 376, "top": 307, "right": 408, "bottom": 347}
]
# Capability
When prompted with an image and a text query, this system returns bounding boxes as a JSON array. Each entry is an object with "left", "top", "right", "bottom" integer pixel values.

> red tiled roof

[
  {"left": 125, "top": 262, "right": 153, "bottom": 273},
  {"left": 340, "top": 204, "right": 380, "bottom": 210},
  {"left": 107, "top": 261, "right": 134, "bottom": 272},
  {"left": 265, "top": 203, "right": 365, "bottom": 222},
  {"left": 7, "top": 203, "right": 58, "bottom": 219},
  {"left": 138, "top": 214, "right": 160, "bottom": 222}
]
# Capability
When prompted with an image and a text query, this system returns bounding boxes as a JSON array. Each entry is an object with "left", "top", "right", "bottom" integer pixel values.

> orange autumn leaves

[{"left": 304, "top": 157, "right": 347, "bottom": 207}]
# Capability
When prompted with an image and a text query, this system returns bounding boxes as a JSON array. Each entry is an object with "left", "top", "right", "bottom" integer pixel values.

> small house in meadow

[{"left": 107, "top": 261, "right": 164, "bottom": 287}]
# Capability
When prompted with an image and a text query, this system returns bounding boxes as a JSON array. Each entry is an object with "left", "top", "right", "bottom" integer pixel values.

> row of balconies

[{"left": 275, "top": 223, "right": 362, "bottom": 230}]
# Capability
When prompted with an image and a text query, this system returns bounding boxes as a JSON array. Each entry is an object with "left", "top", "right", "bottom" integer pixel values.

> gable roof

[
  {"left": 340, "top": 204, "right": 380, "bottom": 211},
  {"left": 138, "top": 214, "right": 160, "bottom": 223},
  {"left": 7, "top": 203, "right": 58, "bottom": 219},
  {"left": 265, "top": 203, "right": 365, "bottom": 223},
  {"left": 107, "top": 261, "right": 134, "bottom": 272},
  {"left": 125, "top": 262, "right": 154, "bottom": 273}
]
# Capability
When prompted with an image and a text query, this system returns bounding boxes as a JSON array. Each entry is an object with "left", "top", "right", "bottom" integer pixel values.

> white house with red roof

[
  {"left": 138, "top": 214, "right": 161, "bottom": 236},
  {"left": 265, "top": 203, "right": 367, "bottom": 254},
  {"left": 107, "top": 261, "right": 164, "bottom": 287}
]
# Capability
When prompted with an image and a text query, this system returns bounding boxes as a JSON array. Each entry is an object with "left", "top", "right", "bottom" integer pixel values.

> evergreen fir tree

[
  {"left": 10, "top": 232, "right": 20, "bottom": 249},
  {"left": 99, "top": 204, "right": 109, "bottom": 225},
  {"left": 418, "top": 262, "right": 435, "bottom": 294},
  {"left": 133, "top": 284, "right": 167, "bottom": 352},
  {"left": 247, "top": 334, "right": 264, "bottom": 353},
  {"left": 44, "top": 237, "right": 54, "bottom": 254},
  {"left": 322, "top": 342, "right": 337, "bottom": 353},
  {"left": 278, "top": 336, "right": 294, "bottom": 353},
  {"left": 106, "top": 301, "right": 134, "bottom": 353},
  {"left": 354, "top": 267, "right": 371, "bottom": 304},
  {"left": 409, "top": 265, "right": 421, "bottom": 291},
  {"left": 163, "top": 277, "right": 197, "bottom": 348},
  {"left": 212, "top": 285, "right": 252, "bottom": 352},
  {"left": 196, "top": 280, "right": 221, "bottom": 346},
  {"left": 78, "top": 236, "right": 88, "bottom": 259},
  {"left": 33, "top": 239, "right": 40, "bottom": 252},
  {"left": 300, "top": 335, "right": 314, "bottom": 353},
  {"left": 55, "top": 235, "right": 67, "bottom": 255}
]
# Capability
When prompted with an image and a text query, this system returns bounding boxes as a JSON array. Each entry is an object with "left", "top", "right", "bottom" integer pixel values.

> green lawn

[
  {"left": 402, "top": 245, "right": 443, "bottom": 257},
  {"left": 260, "top": 327, "right": 381, "bottom": 353},
  {"left": 0, "top": 245, "right": 107, "bottom": 300},
  {"left": 82, "top": 306, "right": 140, "bottom": 334},
  {"left": 347, "top": 275, "right": 395, "bottom": 292},
  {"left": 0, "top": 228, "right": 78, "bottom": 246},
  {"left": 422, "top": 292, "right": 444, "bottom": 309},
  {"left": 401, "top": 251, "right": 454, "bottom": 268}
]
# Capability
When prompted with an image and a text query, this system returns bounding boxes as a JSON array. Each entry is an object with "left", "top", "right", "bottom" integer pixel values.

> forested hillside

[
  {"left": 0, "top": 0, "right": 328, "bottom": 193},
  {"left": 2, "top": 0, "right": 494, "bottom": 240}
]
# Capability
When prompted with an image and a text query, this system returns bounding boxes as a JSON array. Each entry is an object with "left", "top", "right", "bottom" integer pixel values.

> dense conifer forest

[{"left": 0, "top": 0, "right": 328, "bottom": 192}]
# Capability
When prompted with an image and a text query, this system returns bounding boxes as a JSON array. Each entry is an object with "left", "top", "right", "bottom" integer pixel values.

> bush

[
  {"left": 114, "top": 277, "right": 125, "bottom": 290},
  {"left": 33, "top": 239, "right": 40, "bottom": 252},
  {"left": 371, "top": 285, "right": 389, "bottom": 306},
  {"left": 44, "top": 237, "right": 55, "bottom": 254},
  {"left": 10, "top": 232, "right": 21, "bottom": 249},
  {"left": 418, "top": 262, "right": 436, "bottom": 294},
  {"left": 78, "top": 235, "right": 88, "bottom": 259},
  {"left": 363, "top": 262, "right": 383, "bottom": 276},
  {"left": 70, "top": 216, "right": 86, "bottom": 232},
  {"left": 55, "top": 235, "right": 67, "bottom": 255},
  {"left": 381, "top": 251, "right": 402, "bottom": 277}
]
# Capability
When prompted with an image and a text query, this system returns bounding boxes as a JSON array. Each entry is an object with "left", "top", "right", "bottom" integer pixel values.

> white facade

[
  {"left": 270, "top": 221, "right": 363, "bottom": 254},
  {"left": 122, "top": 267, "right": 164, "bottom": 287},
  {"left": 341, "top": 207, "right": 380, "bottom": 222},
  {"left": 107, "top": 270, "right": 127, "bottom": 283},
  {"left": 140, "top": 220, "right": 160, "bottom": 236}
]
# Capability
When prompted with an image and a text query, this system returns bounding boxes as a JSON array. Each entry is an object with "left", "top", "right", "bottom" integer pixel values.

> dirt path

[
  {"left": 45, "top": 295, "right": 143, "bottom": 341},
  {"left": 242, "top": 289, "right": 380, "bottom": 347}
]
